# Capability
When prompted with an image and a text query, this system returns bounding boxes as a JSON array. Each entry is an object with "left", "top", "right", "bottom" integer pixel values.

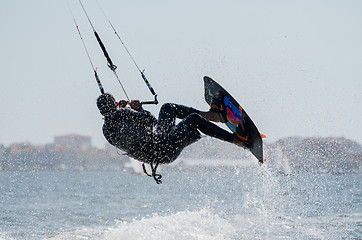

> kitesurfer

[{"left": 97, "top": 93, "right": 247, "bottom": 165}]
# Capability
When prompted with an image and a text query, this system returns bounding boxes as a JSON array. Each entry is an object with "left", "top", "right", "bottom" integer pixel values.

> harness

[
  {"left": 142, "top": 161, "right": 162, "bottom": 184},
  {"left": 120, "top": 147, "right": 162, "bottom": 184}
]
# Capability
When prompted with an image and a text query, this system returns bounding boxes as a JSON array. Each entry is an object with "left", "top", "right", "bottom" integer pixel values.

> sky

[{"left": 0, "top": 0, "right": 361, "bottom": 148}]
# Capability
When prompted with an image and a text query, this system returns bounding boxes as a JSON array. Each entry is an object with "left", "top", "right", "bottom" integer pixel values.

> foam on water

[
  {"left": 25, "top": 208, "right": 362, "bottom": 240},
  {"left": 102, "top": 209, "right": 236, "bottom": 240},
  {"left": 43, "top": 209, "right": 236, "bottom": 240}
]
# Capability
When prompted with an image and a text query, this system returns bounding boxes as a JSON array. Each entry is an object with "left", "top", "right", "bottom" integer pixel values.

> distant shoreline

[{"left": 1, "top": 135, "right": 361, "bottom": 174}]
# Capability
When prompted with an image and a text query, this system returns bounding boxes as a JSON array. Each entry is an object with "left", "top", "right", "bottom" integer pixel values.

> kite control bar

[
  {"left": 141, "top": 95, "right": 158, "bottom": 105},
  {"left": 96, "top": 1, "right": 159, "bottom": 105},
  {"left": 69, "top": 0, "right": 159, "bottom": 104}
]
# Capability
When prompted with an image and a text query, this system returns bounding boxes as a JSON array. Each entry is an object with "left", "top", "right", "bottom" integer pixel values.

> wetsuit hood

[{"left": 97, "top": 93, "right": 117, "bottom": 116}]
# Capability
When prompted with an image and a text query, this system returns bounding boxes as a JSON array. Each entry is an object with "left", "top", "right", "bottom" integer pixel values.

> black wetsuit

[{"left": 102, "top": 103, "right": 234, "bottom": 164}]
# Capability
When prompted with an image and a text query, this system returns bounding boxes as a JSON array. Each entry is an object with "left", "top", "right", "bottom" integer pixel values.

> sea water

[{"left": 0, "top": 164, "right": 360, "bottom": 239}]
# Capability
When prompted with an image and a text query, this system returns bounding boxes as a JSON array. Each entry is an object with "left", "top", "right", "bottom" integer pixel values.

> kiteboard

[{"left": 203, "top": 76, "right": 264, "bottom": 164}]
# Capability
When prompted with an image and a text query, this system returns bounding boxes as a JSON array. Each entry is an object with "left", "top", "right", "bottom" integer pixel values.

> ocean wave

[
  {"left": 47, "top": 209, "right": 236, "bottom": 240},
  {"left": 101, "top": 209, "right": 236, "bottom": 240}
]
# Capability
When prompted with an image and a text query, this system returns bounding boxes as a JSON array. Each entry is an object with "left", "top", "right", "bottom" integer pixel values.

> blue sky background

[{"left": 1, "top": 0, "right": 361, "bottom": 147}]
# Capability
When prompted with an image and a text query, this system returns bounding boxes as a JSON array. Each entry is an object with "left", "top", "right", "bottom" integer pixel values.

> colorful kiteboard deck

[{"left": 203, "top": 76, "right": 264, "bottom": 164}]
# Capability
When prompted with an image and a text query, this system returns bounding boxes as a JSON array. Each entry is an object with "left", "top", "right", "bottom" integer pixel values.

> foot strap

[{"left": 209, "top": 98, "right": 227, "bottom": 123}]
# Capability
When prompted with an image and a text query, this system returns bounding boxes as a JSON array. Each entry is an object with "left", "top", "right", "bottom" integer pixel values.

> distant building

[{"left": 54, "top": 134, "right": 92, "bottom": 150}]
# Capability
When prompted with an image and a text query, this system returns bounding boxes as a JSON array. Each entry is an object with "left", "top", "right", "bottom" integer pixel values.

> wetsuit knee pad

[
  {"left": 160, "top": 103, "right": 173, "bottom": 111},
  {"left": 184, "top": 113, "right": 208, "bottom": 130},
  {"left": 159, "top": 103, "right": 200, "bottom": 120}
]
